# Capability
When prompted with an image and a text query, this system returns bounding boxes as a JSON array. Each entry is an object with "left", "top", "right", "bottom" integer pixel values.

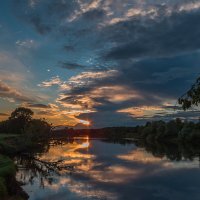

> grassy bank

[
  {"left": 0, "top": 155, "right": 15, "bottom": 198},
  {"left": 0, "top": 134, "right": 30, "bottom": 199},
  {"left": 0, "top": 154, "right": 28, "bottom": 200}
]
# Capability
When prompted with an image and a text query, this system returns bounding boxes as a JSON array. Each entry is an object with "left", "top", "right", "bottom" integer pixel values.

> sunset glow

[{"left": 79, "top": 120, "right": 91, "bottom": 126}]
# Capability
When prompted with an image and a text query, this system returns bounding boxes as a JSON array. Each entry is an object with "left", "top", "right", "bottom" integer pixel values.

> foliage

[
  {"left": 133, "top": 119, "right": 200, "bottom": 142},
  {"left": 0, "top": 107, "right": 51, "bottom": 138},
  {"left": 73, "top": 118, "right": 200, "bottom": 143},
  {"left": 8, "top": 107, "right": 34, "bottom": 134},
  {"left": 24, "top": 119, "right": 51, "bottom": 141},
  {"left": 0, "top": 120, "right": 10, "bottom": 134},
  {"left": 9, "top": 107, "right": 33, "bottom": 122},
  {"left": 178, "top": 77, "right": 200, "bottom": 110}
]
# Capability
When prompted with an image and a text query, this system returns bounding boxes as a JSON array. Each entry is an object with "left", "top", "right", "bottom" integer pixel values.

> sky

[{"left": 0, "top": 0, "right": 200, "bottom": 128}]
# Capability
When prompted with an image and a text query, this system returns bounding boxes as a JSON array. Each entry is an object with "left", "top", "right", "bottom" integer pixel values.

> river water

[{"left": 15, "top": 138, "right": 200, "bottom": 200}]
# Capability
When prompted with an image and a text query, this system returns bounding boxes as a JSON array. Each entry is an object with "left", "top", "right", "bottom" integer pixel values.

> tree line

[{"left": 58, "top": 119, "right": 200, "bottom": 143}]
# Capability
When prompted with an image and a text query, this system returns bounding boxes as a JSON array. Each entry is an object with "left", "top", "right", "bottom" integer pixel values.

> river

[{"left": 15, "top": 138, "right": 200, "bottom": 200}]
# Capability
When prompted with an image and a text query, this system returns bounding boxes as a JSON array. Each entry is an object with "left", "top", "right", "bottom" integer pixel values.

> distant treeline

[{"left": 52, "top": 118, "right": 200, "bottom": 143}]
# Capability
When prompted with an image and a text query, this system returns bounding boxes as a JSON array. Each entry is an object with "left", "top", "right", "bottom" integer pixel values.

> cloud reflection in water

[{"left": 16, "top": 139, "right": 200, "bottom": 200}]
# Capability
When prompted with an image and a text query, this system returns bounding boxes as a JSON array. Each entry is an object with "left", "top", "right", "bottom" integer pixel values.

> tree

[
  {"left": 9, "top": 107, "right": 33, "bottom": 122},
  {"left": 24, "top": 119, "right": 51, "bottom": 141},
  {"left": 9, "top": 107, "right": 34, "bottom": 134},
  {"left": 178, "top": 77, "right": 200, "bottom": 110}
]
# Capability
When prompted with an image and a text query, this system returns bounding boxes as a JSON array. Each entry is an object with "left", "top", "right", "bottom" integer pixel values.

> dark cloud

[
  {"left": 29, "top": 16, "right": 52, "bottom": 35},
  {"left": 60, "top": 62, "right": 87, "bottom": 70},
  {"left": 60, "top": 53, "right": 200, "bottom": 108},
  {"left": 78, "top": 111, "right": 137, "bottom": 128},
  {"left": 82, "top": 9, "right": 105, "bottom": 20},
  {"left": 14, "top": 0, "right": 77, "bottom": 35},
  {"left": 115, "top": 53, "right": 200, "bottom": 99},
  {"left": 14, "top": 1, "right": 200, "bottom": 59},
  {"left": 104, "top": 10, "right": 200, "bottom": 60},
  {"left": 25, "top": 103, "right": 52, "bottom": 109}
]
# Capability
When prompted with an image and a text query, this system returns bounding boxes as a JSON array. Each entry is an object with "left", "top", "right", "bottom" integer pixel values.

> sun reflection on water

[{"left": 80, "top": 136, "right": 89, "bottom": 148}]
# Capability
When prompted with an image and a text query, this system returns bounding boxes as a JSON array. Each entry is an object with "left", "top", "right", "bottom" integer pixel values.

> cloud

[
  {"left": 0, "top": 113, "right": 9, "bottom": 117},
  {"left": 0, "top": 81, "right": 34, "bottom": 103},
  {"left": 60, "top": 62, "right": 87, "bottom": 70},
  {"left": 13, "top": 0, "right": 200, "bottom": 70},
  {"left": 10, "top": 0, "right": 200, "bottom": 127},
  {"left": 67, "top": 70, "right": 118, "bottom": 87},
  {"left": 29, "top": 16, "right": 52, "bottom": 35},
  {"left": 14, "top": 0, "right": 77, "bottom": 35},
  {"left": 55, "top": 53, "right": 200, "bottom": 126},
  {"left": 39, "top": 70, "right": 119, "bottom": 90},
  {"left": 38, "top": 52, "right": 199, "bottom": 126},
  {"left": 23, "top": 103, "right": 53, "bottom": 109},
  {"left": 104, "top": 10, "right": 200, "bottom": 60},
  {"left": 179, "top": 2, "right": 200, "bottom": 12},
  {"left": 77, "top": 111, "right": 138, "bottom": 128},
  {"left": 38, "top": 76, "right": 62, "bottom": 88},
  {"left": 80, "top": 8, "right": 106, "bottom": 21},
  {"left": 0, "top": 51, "right": 31, "bottom": 84},
  {"left": 28, "top": 0, "right": 40, "bottom": 8},
  {"left": 118, "top": 106, "right": 166, "bottom": 118},
  {"left": 16, "top": 39, "right": 37, "bottom": 49},
  {"left": 54, "top": 68, "right": 165, "bottom": 126}
]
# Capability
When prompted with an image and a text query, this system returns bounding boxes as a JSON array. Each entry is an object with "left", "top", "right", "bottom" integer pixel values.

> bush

[{"left": 24, "top": 119, "right": 51, "bottom": 141}]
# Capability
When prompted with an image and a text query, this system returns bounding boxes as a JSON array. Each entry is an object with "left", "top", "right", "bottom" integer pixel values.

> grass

[
  {"left": 0, "top": 134, "right": 19, "bottom": 140},
  {"left": 0, "top": 155, "right": 15, "bottom": 177},
  {"left": 0, "top": 155, "right": 16, "bottom": 198}
]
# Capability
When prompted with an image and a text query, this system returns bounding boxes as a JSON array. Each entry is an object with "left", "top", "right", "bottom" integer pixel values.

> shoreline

[{"left": 0, "top": 154, "right": 29, "bottom": 200}]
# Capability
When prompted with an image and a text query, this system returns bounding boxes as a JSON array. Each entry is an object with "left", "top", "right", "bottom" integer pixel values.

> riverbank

[{"left": 0, "top": 134, "right": 30, "bottom": 200}]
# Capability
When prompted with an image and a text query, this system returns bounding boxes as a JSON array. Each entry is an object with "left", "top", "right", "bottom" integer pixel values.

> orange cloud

[{"left": 118, "top": 106, "right": 165, "bottom": 118}]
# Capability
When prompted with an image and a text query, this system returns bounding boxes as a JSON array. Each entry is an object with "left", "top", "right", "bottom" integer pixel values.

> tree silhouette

[
  {"left": 9, "top": 107, "right": 33, "bottom": 121},
  {"left": 9, "top": 107, "right": 34, "bottom": 133},
  {"left": 178, "top": 77, "right": 200, "bottom": 110}
]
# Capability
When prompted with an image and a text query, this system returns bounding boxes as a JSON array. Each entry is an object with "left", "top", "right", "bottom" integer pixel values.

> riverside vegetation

[
  {"left": 0, "top": 107, "right": 51, "bottom": 200},
  {"left": 69, "top": 118, "right": 200, "bottom": 143}
]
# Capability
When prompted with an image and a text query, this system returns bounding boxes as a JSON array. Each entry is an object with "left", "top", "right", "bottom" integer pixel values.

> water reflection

[{"left": 16, "top": 139, "right": 200, "bottom": 200}]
